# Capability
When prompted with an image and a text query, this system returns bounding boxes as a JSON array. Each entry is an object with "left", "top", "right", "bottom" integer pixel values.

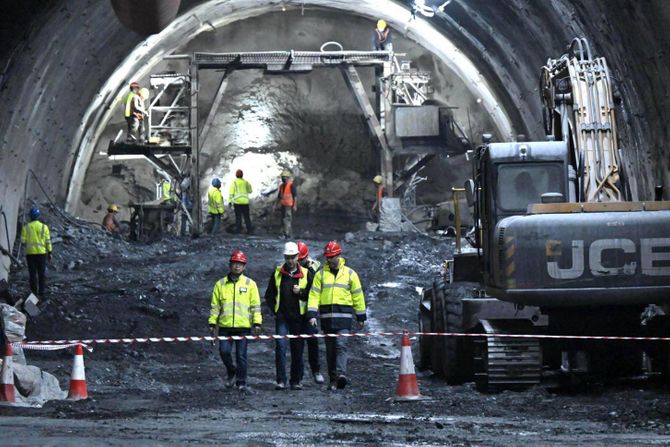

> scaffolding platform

[
  {"left": 194, "top": 50, "right": 393, "bottom": 71},
  {"left": 107, "top": 140, "right": 192, "bottom": 157}
]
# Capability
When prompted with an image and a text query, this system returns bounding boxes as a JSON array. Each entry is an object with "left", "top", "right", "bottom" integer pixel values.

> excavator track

[{"left": 473, "top": 320, "right": 542, "bottom": 393}]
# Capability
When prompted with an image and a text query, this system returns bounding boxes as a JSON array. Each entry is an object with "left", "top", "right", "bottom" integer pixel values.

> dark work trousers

[
  {"left": 234, "top": 204, "right": 253, "bottom": 234},
  {"left": 218, "top": 328, "right": 251, "bottom": 386},
  {"left": 26, "top": 254, "right": 48, "bottom": 296},
  {"left": 324, "top": 328, "right": 349, "bottom": 382},
  {"left": 209, "top": 213, "right": 222, "bottom": 234},
  {"left": 275, "top": 316, "right": 305, "bottom": 385},
  {"left": 304, "top": 318, "right": 321, "bottom": 374}
]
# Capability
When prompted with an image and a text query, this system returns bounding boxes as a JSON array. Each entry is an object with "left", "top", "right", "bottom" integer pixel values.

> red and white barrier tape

[
  {"left": 16, "top": 331, "right": 670, "bottom": 346},
  {"left": 12, "top": 342, "right": 92, "bottom": 352}
]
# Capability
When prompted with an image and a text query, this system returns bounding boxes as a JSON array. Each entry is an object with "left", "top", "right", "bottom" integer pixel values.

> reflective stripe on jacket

[
  {"left": 273, "top": 264, "right": 309, "bottom": 315},
  {"left": 279, "top": 181, "right": 294, "bottom": 207},
  {"left": 229, "top": 178, "right": 252, "bottom": 205},
  {"left": 307, "top": 257, "right": 366, "bottom": 329},
  {"left": 21, "top": 220, "right": 52, "bottom": 255},
  {"left": 207, "top": 186, "right": 224, "bottom": 214},
  {"left": 208, "top": 275, "right": 262, "bottom": 329}
]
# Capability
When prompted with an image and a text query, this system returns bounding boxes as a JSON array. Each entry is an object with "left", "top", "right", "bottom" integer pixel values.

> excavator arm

[{"left": 541, "top": 38, "right": 625, "bottom": 203}]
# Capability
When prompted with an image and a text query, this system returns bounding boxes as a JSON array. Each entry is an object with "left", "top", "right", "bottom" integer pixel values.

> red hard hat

[
  {"left": 130, "top": 81, "right": 140, "bottom": 89},
  {"left": 236, "top": 169, "right": 243, "bottom": 178},
  {"left": 297, "top": 241, "right": 309, "bottom": 260},
  {"left": 230, "top": 250, "right": 247, "bottom": 264},
  {"left": 323, "top": 241, "right": 342, "bottom": 258}
]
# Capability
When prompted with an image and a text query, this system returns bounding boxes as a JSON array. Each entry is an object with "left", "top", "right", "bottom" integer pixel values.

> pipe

[{"left": 452, "top": 187, "right": 465, "bottom": 253}]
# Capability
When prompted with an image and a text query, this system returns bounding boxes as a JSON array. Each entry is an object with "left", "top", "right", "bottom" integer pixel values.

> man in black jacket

[{"left": 264, "top": 242, "right": 312, "bottom": 390}]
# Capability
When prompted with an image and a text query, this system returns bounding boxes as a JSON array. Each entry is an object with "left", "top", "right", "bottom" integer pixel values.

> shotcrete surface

[{"left": 1, "top": 213, "right": 670, "bottom": 445}]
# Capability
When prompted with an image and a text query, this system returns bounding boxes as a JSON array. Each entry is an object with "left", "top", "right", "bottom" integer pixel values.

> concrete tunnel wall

[{"left": 2, "top": 0, "right": 670, "bottom": 281}]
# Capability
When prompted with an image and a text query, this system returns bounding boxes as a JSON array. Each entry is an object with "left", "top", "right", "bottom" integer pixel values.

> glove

[
  {"left": 209, "top": 325, "right": 217, "bottom": 346},
  {"left": 252, "top": 325, "right": 262, "bottom": 336},
  {"left": 357, "top": 320, "right": 365, "bottom": 330},
  {"left": 47, "top": 253, "right": 53, "bottom": 263},
  {"left": 309, "top": 318, "right": 318, "bottom": 327}
]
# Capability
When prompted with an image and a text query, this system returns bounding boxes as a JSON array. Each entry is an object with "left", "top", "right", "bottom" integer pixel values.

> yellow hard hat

[
  {"left": 139, "top": 87, "right": 150, "bottom": 99},
  {"left": 281, "top": 169, "right": 291, "bottom": 178},
  {"left": 373, "top": 175, "right": 383, "bottom": 184},
  {"left": 108, "top": 204, "right": 120, "bottom": 212},
  {"left": 377, "top": 19, "right": 387, "bottom": 30}
]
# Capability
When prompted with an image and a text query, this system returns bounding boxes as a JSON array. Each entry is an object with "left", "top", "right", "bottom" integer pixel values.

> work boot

[
  {"left": 313, "top": 372, "right": 325, "bottom": 384},
  {"left": 237, "top": 384, "right": 252, "bottom": 394},
  {"left": 327, "top": 382, "right": 337, "bottom": 391},
  {"left": 336, "top": 375, "right": 348, "bottom": 390},
  {"left": 225, "top": 376, "right": 236, "bottom": 389},
  {"left": 290, "top": 382, "right": 303, "bottom": 390},
  {"left": 275, "top": 382, "right": 287, "bottom": 390}
]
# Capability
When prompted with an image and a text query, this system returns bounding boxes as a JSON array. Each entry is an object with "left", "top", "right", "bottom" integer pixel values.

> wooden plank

[
  {"left": 341, "top": 65, "right": 394, "bottom": 197},
  {"left": 199, "top": 71, "right": 230, "bottom": 147}
]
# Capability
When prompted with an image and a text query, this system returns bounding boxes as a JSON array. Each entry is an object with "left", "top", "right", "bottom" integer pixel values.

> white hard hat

[{"left": 283, "top": 242, "right": 299, "bottom": 256}]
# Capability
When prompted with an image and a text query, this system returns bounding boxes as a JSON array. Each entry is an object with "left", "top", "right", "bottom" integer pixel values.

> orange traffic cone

[
  {"left": 394, "top": 333, "right": 422, "bottom": 401},
  {"left": 68, "top": 344, "right": 88, "bottom": 400},
  {"left": 0, "top": 343, "right": 16, "bottom": 403}
]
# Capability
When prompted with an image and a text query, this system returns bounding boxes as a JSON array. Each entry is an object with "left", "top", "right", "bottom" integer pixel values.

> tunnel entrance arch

[{"left": 65, "top": 0, "right": 515, "bottom": 215}]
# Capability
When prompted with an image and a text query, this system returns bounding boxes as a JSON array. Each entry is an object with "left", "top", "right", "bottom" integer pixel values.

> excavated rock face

[{"left": 2, "top": 0, "right": 670, "bottom": 277}]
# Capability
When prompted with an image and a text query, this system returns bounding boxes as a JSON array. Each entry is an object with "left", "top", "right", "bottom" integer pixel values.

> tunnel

[{"left": 2, "top": 0, "right": 670, "bottom": 276}]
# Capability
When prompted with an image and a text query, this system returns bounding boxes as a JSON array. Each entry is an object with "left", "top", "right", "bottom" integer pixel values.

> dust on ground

[{"left": 2, "top": 212, "right": 670, "bottom": 446}]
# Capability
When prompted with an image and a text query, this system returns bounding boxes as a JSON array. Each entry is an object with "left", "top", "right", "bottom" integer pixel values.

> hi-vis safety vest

[
  {"left": 279, "top": 181, "right": 294, "bottom": 207},
  {"left": 273, "top": 265, "right": 309, "bottom": 315},
  {"left": 208, "top": 186, "right": 224, "bottom": 214},
  {"left": 124, "top": 91, "right": 136, "bottom": 118},
  {"left": 307, "top": 257, "right": 366, "bottom": 327},
  {"left": 229, "top": 178, "right": 252, "bottom": 205},
  {"left": 209, "top": 274, "right": 262, "bottom": 329},
  {"left": 21, "top": 220, "right": 52, "bottom": 255},
  {"left": 161, "top": 181, "right": 176, "bottom": 202}
]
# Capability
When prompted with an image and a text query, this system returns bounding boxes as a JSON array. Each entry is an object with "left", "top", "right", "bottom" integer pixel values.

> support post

[
  {"left": 342, "top": 65, "right": 393, "bottom": 197},
  {"left": 189, "top": 61, "right": 201, "bottom": 234}
]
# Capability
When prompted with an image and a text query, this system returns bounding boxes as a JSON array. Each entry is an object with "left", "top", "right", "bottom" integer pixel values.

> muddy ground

[{"left": 2, "top": 211, "right": 670, "bottom": 446}]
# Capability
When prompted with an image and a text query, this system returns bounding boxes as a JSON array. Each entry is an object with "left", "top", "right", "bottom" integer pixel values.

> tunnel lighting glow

[
  {"left": 204, "top": 151, "right": 299, "bottom": 202},
  {"left": 231, "top": 105, "right": 273, "bottom": 149},
  {"left": 66, "top": 0, "right": 515, "bottom": 213}
]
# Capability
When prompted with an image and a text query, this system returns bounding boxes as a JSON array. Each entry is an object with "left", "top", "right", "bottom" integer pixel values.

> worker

[
  {"left": 208, "top": 250, "right": 262, "bottom": 392},
  {"left": 273, "top": 170, "right": 297, "bottom": 239},
  {"left": 373, "top": 19, "right": 392, "bottom": 51},
  {"left": 20, "top": 206, "right": 52, "bottom": 297},
  {"left": 297, "top": 241, "right": 324, "bottom": 384},
  {"left": 308, "top": 241, "right": 366, "bottom": 390},
  {"left": 102, "top": 204, "right": 122, "bottom": 236},
  {"left": 124, "top": 81, "right": 147, "bottom": 143},
  {"left": 264, "top": 242, "right": 313, "bottom": 390},
  {"left": 124, "top": 81, "right": 140, "bottom": 142},
  {"left": 208, "top": 177, "right": 225, "bottom": 234},
  {"left": 229, "top": 169, "right": 253, "bottom": 234},
  {"left": 371, "top": 175, "right": 384, "bottom": 222},
  {"left": 160, "top": 178, "right": 177, "bottom": 203}
]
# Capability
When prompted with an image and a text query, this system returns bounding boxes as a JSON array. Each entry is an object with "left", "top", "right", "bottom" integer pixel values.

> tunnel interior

[
  {"left": 79, "top": 8, "right": 496, "bottom": 226},
  {"left": 2, "top": 0, "right": 670, "bottom": 279}
]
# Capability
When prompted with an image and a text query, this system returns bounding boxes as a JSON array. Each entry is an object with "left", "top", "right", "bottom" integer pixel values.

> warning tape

[
  {"left": 12, "top": 342, "right": 92, "bottom": 352},
  {"left": 16, "top": 331, "right": 670, "bottom": 346}
]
